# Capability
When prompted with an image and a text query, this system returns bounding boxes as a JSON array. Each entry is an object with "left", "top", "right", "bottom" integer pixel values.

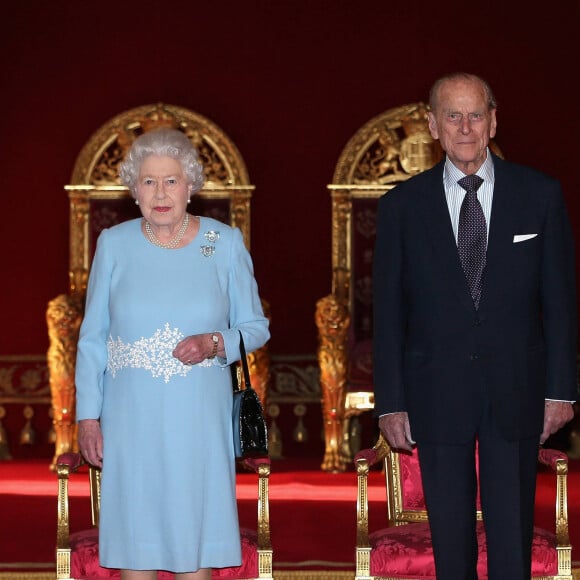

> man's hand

[
  {"left": 78, "top": 419, "right": 103, "bottom": 468},
  {"left": 540, "top": 401, "right": 575, "bottom": 445},
  {"left": 378, "top": 411, "right": 415, "bottom": 452}
]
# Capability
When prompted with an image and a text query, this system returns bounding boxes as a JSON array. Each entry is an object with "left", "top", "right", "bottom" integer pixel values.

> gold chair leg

[{"left": 316, "top": 294, "right": 350, "bottom": 472}]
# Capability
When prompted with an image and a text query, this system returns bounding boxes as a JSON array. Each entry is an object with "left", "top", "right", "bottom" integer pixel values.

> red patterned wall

[{"left": 0, "top": 1, "right": 578, "bottom": 458}]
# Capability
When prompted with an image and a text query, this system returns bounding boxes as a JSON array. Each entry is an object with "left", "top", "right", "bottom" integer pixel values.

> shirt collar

[{"left": 443, "top": 148, "right": 495, "bottom": 190}]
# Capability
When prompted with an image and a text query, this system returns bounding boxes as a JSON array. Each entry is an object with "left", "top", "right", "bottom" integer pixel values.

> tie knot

[{"left": 458, "top": 174, "right": 484, "bottom": 193}]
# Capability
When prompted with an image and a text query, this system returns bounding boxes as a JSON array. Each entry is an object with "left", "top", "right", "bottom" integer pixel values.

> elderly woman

[{"left": 75, "top": 128, "right": 270, "bottom": 580}]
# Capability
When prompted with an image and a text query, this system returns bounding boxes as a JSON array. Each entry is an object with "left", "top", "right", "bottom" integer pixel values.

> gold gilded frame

[
  {"left": 354, "top": 436, "right": 572, "bottom": 579},
  {"left": 66, "top": 102, "right": 254, "bottom": 296},
  {"left": 56, "top": 455, "right": 273, "bottom": 580},
  {"left": 316, "top": 103, "right": 444, "bottom": 472},
  {"left": 48, "top": 103, "right": 269, "bottom": 467}
]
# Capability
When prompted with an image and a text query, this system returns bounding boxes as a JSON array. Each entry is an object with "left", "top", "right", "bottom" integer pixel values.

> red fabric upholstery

[
  {"left": 240, "top": 456, "right": 271, "bottom": 472},
  {"left": 355, "top": 448, "right": 378, "bottom": 464},
  {"left": 398, "top": 452, "right": 426, "bottom": 511},
  {"left": 397, "top": 446, "right": 482, "bottom": 512},
  {"left": 57, "top": 452, "right": 84, "bottom": 470},
  {"left": 538, "top": 448, "right": 568, "bottom": 470},
  {"left": 369, "top": 522, "right": 558, "bottom": 579},
  {"left": 70, "top": 527, "right": 259, "bottom": 579}
]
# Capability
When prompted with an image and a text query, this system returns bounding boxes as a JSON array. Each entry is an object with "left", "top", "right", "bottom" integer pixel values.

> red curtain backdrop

[{"left": 0, "top": 0, "right": 578, "bottom": 358}]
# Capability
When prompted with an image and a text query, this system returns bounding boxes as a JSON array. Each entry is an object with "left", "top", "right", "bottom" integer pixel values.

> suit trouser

[{"left": 416, "top": 402, "right": 539, "bottom": 580}]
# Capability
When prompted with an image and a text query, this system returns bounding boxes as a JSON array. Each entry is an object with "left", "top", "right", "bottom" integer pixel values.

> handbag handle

[{"left": 235, "top": 330, "right": 253, "bottom": 391}]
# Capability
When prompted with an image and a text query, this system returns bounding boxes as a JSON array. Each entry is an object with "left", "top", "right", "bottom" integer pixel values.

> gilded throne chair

[
  {"left": 47, "top": 103, "right": 271, "bottom": 468},
  {"left": 315, "top": 103, "right": 444, "bottom": 472},
  {"left": 315, "top": 103, "right": 503, "bottom": 472},
  {"left": 55, "top": 453, "right": 273, "bottom": 579},
  {"left": 353, "top": 436, "right": 573, "bottom": 579}
]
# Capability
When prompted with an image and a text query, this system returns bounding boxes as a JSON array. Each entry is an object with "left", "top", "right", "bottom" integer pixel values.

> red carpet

[{"left": 1, "top": 456, "right": 579, "bottom": 573}]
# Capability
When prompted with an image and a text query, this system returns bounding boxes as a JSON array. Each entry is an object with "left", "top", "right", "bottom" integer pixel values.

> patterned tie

[{"left": 457, "top": 174, "right": 486, "bottom": 309}]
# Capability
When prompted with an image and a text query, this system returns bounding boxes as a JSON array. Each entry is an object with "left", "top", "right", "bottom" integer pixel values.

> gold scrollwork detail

[
  {"left": 315, "top": 294, "right": 350, "bottom": 472},
  {"left": 333, "top": 102, "right": 442, "bottom": 186},
  {"left": 70, "top": 103, "right": 250, "bottom": 188},
  {"left": 47, "top": 293, "right": 83, "bottom": 465}
]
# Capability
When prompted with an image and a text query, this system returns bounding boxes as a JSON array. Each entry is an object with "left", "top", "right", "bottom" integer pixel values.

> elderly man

[{"left": 373, "top": 72, "right": 577, "bottom": 579}]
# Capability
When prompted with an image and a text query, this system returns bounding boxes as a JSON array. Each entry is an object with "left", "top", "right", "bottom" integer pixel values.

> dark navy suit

[{"left": 373, "top": 153, "right": 577, "bottom": 578}]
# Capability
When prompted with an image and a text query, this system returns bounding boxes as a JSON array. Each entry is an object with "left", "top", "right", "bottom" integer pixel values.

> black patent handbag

[{"left": 231, "top": 331, "right": 268, "bottom": 459}]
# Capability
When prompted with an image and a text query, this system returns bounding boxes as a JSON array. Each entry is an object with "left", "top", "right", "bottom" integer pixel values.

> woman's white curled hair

[{"left": 118, "top": 128, "right": 205, "bottom": 194}]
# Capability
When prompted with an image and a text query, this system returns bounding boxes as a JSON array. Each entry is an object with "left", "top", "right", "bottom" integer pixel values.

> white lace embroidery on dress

[{"left": 107, "top": 323, "right": 213, "bottom": 383}]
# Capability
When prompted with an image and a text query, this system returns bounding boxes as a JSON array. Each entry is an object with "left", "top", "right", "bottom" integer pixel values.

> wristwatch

[{"left": 209, "top": 333, "right": 219, "bottom": 359}]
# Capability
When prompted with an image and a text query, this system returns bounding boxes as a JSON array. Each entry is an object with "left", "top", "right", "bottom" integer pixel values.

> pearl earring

[{"left": 135, "top": 200, "right": 139, "bottom": 206}]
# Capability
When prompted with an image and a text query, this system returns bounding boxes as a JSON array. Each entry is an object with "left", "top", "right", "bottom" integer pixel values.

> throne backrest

[
  {"left": 66, "top": 103, "right": 254, "bottom": 297},
  {"left": 327, "top": 102, "right": 502, "bottom": 392},
  {"left": 47, "top": 104, "right": 265, "bottom": 466},
  {"left": 328, "top": 103, "right": 443, "bottom": 392}
]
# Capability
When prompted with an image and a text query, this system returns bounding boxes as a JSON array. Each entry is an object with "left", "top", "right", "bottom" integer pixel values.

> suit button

[
  {"left": 474, "top": 319, "right": 481, "bottom": 327},
  {"left": 470, "top": 354, "right": 480, "bottom": 361}
]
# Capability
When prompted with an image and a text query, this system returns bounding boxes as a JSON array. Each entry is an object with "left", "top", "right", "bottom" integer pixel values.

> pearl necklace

[{"left": 144, "top": 214, "right": 190, "bottom": 249}]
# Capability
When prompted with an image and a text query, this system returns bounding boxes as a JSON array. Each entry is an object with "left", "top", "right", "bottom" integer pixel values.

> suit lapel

[
  {"left": 416, "top": 162, "right": 475, "bottom": 312},
  {"left": 478, "top": 155, "right": 520, "bottom": 312}
]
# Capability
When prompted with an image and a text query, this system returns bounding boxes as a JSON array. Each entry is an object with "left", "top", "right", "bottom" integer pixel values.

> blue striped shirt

[{"left": 443, "top": 149, "right": 495, "bottom": 244}]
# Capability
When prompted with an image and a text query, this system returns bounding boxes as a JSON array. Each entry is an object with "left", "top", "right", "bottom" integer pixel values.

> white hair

[
  {"left": 429, "top": 72, "right": 498, "bottom": 112},
  {"left": 119, "top": 128, "right": 205, "bottom": 194}
]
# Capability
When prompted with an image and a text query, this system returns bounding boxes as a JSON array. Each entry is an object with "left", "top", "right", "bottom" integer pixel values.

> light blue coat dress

[{"left": 75, "top": 216, "right": 270, "bottom": 572}]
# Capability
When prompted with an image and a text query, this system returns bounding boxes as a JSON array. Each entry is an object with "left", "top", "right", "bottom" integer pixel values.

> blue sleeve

[
  {"left": 75, "top": 230, "right": 112, "bottom": 421},
  {"left": 218, "top": 228, "right": 270, "bottom": 364}
]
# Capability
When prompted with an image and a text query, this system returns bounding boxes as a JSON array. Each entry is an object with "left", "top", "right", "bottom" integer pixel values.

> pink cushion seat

[{"left": 369, "top": 521, "right": 558, "bottom": 579}]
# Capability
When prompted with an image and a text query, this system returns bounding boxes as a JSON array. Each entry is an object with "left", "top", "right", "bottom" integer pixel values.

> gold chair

[
  {"left": 316, "top": 103, "right": 502, "bottom": 472},
  {"left": 56, "top": 452, "right": 273, "bottom": 579},
  {"left": 354, "top": 436, "right": 573, "bottom": 579},
  {"left": 47, "top": 103, "right": 270, "bottom": 467},
  {"left": 315, "top": 103, "right": 443, "bottom": 472}
]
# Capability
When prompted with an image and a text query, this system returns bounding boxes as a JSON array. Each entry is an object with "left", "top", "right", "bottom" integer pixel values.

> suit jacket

[{"left": 372, "top": 153, "right": 578, "bottom": 443}]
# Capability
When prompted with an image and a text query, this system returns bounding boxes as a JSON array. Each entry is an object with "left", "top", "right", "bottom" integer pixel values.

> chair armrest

[
  {"left": 538, "top": 448, "right": 568, "bottom": 471},
  {"left": 239, "top": 456, "right": 271, "bottom": 474},
  {"left": 538, "top": 448, "right": 570, "bottom": 547},
  {"left": 354, "top": 433, "right": 390, "bottom": 468},
  {"left": 354, "top": 436, "right": 390, "bottom": 548},
  {"left": 57, "top": 452, "right": 84, "bottom": 472}
]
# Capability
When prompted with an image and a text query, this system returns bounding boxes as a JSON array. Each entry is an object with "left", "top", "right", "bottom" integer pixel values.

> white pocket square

[{"left": 513, "top": 234, "right": 537, "bottom": 243}]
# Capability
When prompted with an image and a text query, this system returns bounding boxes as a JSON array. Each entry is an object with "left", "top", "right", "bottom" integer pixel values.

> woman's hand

[
  {"left": 173, "top": 333, "right": 223, "bottom": 365},
  {"left": 78, "top": 419, "right": 103, "bottom": 468}
]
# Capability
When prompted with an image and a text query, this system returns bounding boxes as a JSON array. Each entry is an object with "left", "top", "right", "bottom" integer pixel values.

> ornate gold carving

[
  {"left": 315, "top": 294, "right": 350, "bottom": 472},
  {"left": 321, "top": 105, "right": 506, "bottom": 473},
  {"left": 47, "top": 294, "right": 83, "bottom": 466},
  {"left": 70, "top": 103, "right": 250, "bottom": 187},
  {"left": 0, "top": 356, "right": 50, "bottom": 398},
  {"left": 356, "top": 437, "right": 573, "bottom": 580},
  {"left": 330, "top": 190, "right": 352, "bottom": 304},
  {"left": 56, "top": 455, "right": 273, "bottom": 580},
  {"left": 333, "top": 102, "right": 442, "bottom": 186},
  {"left": 267, "top": 359, "right": 320, "bottom": 402},
  {"left": 319, "top": 103, "right": 443, "bottom": 473}
]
